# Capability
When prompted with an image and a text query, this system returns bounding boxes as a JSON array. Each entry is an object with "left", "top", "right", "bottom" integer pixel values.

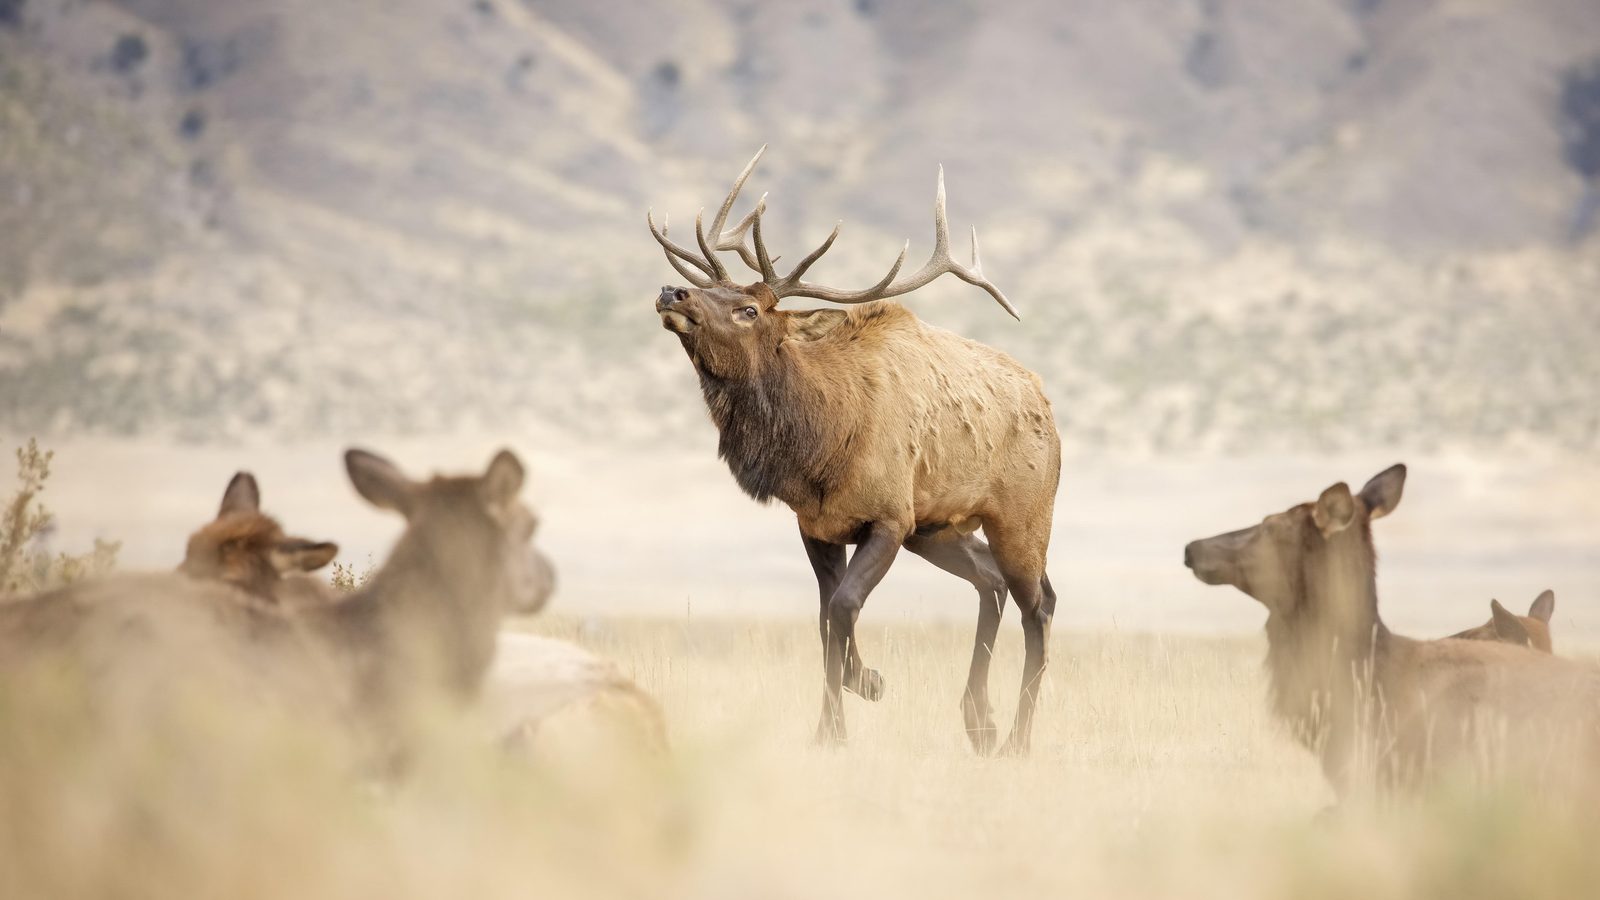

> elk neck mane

[
  {"left": 1263, "top": 515, "right": 1390, "bottom": 742},
  {"left": 695, "top": 303, "right": 901, "bottom": 506}
]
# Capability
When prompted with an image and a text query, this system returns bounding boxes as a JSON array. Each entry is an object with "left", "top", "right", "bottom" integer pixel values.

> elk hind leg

[
  {"left": 903, "top": 529, "right": 1009, "bottom": 755},
  {"left": 985, "top": 523, "right": 1053, "bottom": 757}
]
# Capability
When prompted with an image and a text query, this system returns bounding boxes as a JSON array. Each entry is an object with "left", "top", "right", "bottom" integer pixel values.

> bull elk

[
  {"left": 648, "top": 148, "right": 1061, "bottom": 754},
  {"left": 1184, "top": 465, "right": 1600, "bottom": 799}
]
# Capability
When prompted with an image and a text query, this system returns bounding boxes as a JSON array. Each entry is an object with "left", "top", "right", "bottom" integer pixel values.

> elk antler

[
  {"left": 646, "top": 147, "right": 770, "bottom": 288},
  {"left": 646, "top": 148, "right": 1018, "bottom": 319}
]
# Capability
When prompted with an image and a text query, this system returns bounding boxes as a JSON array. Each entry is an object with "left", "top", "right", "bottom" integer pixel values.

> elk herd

[{"left": 1, "top": 148, "right": 1594, "bottom": 810}]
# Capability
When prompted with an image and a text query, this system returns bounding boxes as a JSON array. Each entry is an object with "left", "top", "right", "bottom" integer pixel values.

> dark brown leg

[
  {"left": 902, "top": 530, "right": 1009, "bottom": 755},
  {"left": 802, "top": 531, "right": 882, "bottom": 702},
  {"left": 998, "top": 571, "right": 1052, "bottom": 756},
  {"left": 809, "top": 522, "right": 902, "bottom": 745}
]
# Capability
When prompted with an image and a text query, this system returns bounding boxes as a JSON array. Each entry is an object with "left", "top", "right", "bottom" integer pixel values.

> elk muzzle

[
  {"left": 1183, "top": 527, "right": 1253, "bottom": 587},
  {"left": 656, "top": 285, "right": 696, "bottom": 333}
]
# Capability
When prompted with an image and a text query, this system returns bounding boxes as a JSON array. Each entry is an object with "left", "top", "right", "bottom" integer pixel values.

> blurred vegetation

[
  {"left": 329, "top": 555, "right": 376, "bottom": 593},
  {"left": 0, "top": 439, "right": 119, "bottom": 599}
]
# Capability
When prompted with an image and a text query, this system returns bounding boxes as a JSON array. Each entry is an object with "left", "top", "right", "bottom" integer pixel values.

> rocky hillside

[{"left": 1, "top": 0, "right": 1597, "bottom": 452}]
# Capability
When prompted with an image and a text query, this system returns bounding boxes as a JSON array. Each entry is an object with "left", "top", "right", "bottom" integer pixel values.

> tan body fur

[{"left": 744, "top": 303, "right": 1058, "bottom": 552}]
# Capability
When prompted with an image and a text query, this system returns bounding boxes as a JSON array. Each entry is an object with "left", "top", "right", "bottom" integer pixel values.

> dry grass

[
  {"left": 2, "top": 612, "right": 1597, "bottom": 899},
  {"left": 0, "top": 439, "right": 118, "bottom": 598}
]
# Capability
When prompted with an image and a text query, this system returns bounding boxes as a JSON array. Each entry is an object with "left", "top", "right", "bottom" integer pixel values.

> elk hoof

[
  {"left": 961, "top": 696, "right": 997, "bottom": 755},
  {"left": 852, "top": 667, "right": 885, "bottom": 702}
]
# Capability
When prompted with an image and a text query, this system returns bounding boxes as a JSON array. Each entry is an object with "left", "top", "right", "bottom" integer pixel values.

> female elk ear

[
  {"left": 345, "top": 449, "right": 416, "bottom": 514},
  {"left": 1489, "top": 599, "right": 1532, "bottom": 647},
  {"left": 219, "top": 472, "right": 261, "bottom": 517},
  {"left": 1312, "top": 482, "right": 1356, "bottom": 536},
  {"left": 270, "top": 539, "right": 340, "bottom": 574},
  {"left": 480, "top": 449, "right": 525, "bottom": 506},
  {"left": 1358, "top": 463, "right": 1406, "bottom": 520},
  {"left": 1528, "top": 589, "right": 1555, "bottom": 623}
]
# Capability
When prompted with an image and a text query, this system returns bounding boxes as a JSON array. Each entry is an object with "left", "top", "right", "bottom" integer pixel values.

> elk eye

[{"left": 740, "top": 306, "right": 758, "bottom": 319}]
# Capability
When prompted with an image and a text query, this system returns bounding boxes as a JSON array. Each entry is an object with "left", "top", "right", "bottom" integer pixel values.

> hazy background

[{"left": 2, "top": 0, "right": 1598, "bottom": 635}]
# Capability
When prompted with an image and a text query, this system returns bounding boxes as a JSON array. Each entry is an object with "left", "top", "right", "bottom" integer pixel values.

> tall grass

[{"left": 3, "top": 611, "right": 1596, "bottom": 899}]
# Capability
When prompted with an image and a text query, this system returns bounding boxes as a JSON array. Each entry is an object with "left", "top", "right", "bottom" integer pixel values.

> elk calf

[
  {"left": 1450, "top": 590, "right": 1555, "bottom": 653},
  {"left": 1184, "top": 465, "right": 1600, "bottom": 798},
  {"left": 177, "top": 472, "right": 339, "bottom": 606}
]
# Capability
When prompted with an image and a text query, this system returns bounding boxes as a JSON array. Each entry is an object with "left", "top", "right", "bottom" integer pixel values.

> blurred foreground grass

[{"left": 2, "top": 614, "right": 1597, "bottom": 899}]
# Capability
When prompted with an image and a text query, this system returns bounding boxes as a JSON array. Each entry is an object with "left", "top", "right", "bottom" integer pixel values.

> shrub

[{"left": 0, "top": 439, "right": 119, "bottom": 599}]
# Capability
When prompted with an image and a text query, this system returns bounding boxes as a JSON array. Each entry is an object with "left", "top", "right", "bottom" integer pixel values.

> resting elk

[{"left": 648, "top": 147, "right": 1061, "bottom": 754}]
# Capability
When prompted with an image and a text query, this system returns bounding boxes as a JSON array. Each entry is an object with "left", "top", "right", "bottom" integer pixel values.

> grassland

[{"left": 4, "top": 612, "right": 1597, "bottom": 900}]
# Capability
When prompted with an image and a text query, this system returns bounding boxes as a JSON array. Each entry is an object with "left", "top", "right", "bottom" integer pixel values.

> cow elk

[
  {"left": 1184, "top": 465, "right": 1600, "bottom": 799},
  {"left": 0, "top": 449, "right": 550, "bottom": 756},
  {"left": 648, "top": 147, "right": 1061, "bottom": 754},
  {"left": 174, "top": 467, "right": 655, "bottom": 758},
  {"left": 1450, "top": 590, "right": 1555, "bottom": 653}
]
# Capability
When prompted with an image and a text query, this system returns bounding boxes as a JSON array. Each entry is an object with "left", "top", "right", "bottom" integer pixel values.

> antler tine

[
  {"left": 750, "top": 208, "right": 779, "bottom": 281},
  {"left": 780, "top": 222, "right": 842, "bottom": 286},
  {"left": 647, "top": 210, "right": 715, "bottom": 287},
  {"left": 694, "top": 209, "right": 730, "bottom": 282},
  {"left": 707, "top": 145, "right": 766, "bottom": 247},
  {"left": 717, "top": 194, "right": 768, "bottom": 276},
  {"left": 764, "top": 166, "right": 1018, "bottom": 318}
]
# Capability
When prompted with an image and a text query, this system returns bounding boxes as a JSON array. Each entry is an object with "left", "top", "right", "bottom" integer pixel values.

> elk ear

[
  {"left": 271, "top": 539, "right": 340, "bottom": 574},
  {"left": 1489, "top": 599, "right": 1531, "bottom": 647},
  {"left": 1528, "top": 589, "right": 1555, "bottom": 623},
  {"left": 1358, "top": 463, "right": 1406, "bottom": 521},
  {"left": 345, "top": 449, "right": 415, "bottom": 514},
  {"left": 219, "top": 472, "right": 261, "bottom": 517},
  {"left": 480, "top": 449, "right": 525, "bottom": 506},
  {"left": 1312, "top": 482, "right": 1356, "bottom": 536},
  {"left": 784, "top": 308, "right": 849, "bottom": 342}
]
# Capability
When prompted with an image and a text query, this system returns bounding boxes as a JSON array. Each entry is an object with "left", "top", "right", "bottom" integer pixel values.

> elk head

[
  {"left": 178, "top": 472, "right": 340, "bottom": 601},
  {"left": 1183, "top": 464, "right": 1407, "bottom": 616},
  {"left": 649, "top": 147, "right": 1018, "bottom": 379}
]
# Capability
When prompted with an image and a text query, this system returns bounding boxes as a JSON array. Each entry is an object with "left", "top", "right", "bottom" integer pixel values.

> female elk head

[
  {"left": 1452, "top": 590, "right": 1556, "bottom": 653},
  {"left": 178, "top": 472, "right": 339, "bottom": 601},
  {"left": 649, "top": 146, "right": 1018, "bottom": 378},
  {"left": 1183, "top": 464, "right": 1407, "bottom": 616},
  {"left": 344, "top": 448, "right": 552, "bottom": 616}
]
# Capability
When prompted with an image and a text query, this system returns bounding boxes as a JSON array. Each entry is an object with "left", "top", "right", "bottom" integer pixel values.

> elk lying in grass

[
  {"left": 649, "top": 148, "right": 1060, "bottom": 753},
  {"left": 1450, "top": 590, "right": 1555, "bottom": 653},
  {"left": 0, "top": 449, "right": 548, "bottom": 754},
  {"left": 1184, "top": 465, "right": 1600, "bottom": 799},
  {"left": 177, "top": 472, "right": 340, "bottom": 606},
  {"left": 173, "top": 469, "right": 658, "bottom": 755}
]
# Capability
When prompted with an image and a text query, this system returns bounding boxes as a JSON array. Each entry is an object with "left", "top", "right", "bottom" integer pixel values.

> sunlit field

[{"left": 5, "top": 609, "right": 1598, "bottom": 900}]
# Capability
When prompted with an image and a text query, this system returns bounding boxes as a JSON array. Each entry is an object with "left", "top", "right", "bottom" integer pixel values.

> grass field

[{"left": 5, "top": 612, "right": 1598, "bottom": 900}]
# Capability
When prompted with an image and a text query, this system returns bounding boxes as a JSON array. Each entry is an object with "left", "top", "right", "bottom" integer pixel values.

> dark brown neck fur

[
  {"left": 1264, "top": 520, "right": 1389, "bottom": 764},
  {"left": 298, "top": 480, "right": 505, "bottom": 709},
  {"left": 696, "top": 339, "right": 857, "bottom": 508}
]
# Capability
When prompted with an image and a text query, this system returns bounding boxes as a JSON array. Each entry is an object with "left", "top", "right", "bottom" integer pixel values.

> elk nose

[
  {"left": 1183, "top": 542, "right": 1196, "bottom": 569},
  {"left": 658, "top": 286, "right": 688, "bottom": 308}
]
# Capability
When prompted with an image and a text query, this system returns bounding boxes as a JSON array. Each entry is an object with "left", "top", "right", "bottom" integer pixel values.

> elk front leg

[
  {"left": 802, "top": 532, "right": 883, "bottom": 702},
  {"left": 809, "top": 523, "right": 903, "bottom": 745},
  {"left": 902, "top": 530, "right": 1009, "bottom": 755}
]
